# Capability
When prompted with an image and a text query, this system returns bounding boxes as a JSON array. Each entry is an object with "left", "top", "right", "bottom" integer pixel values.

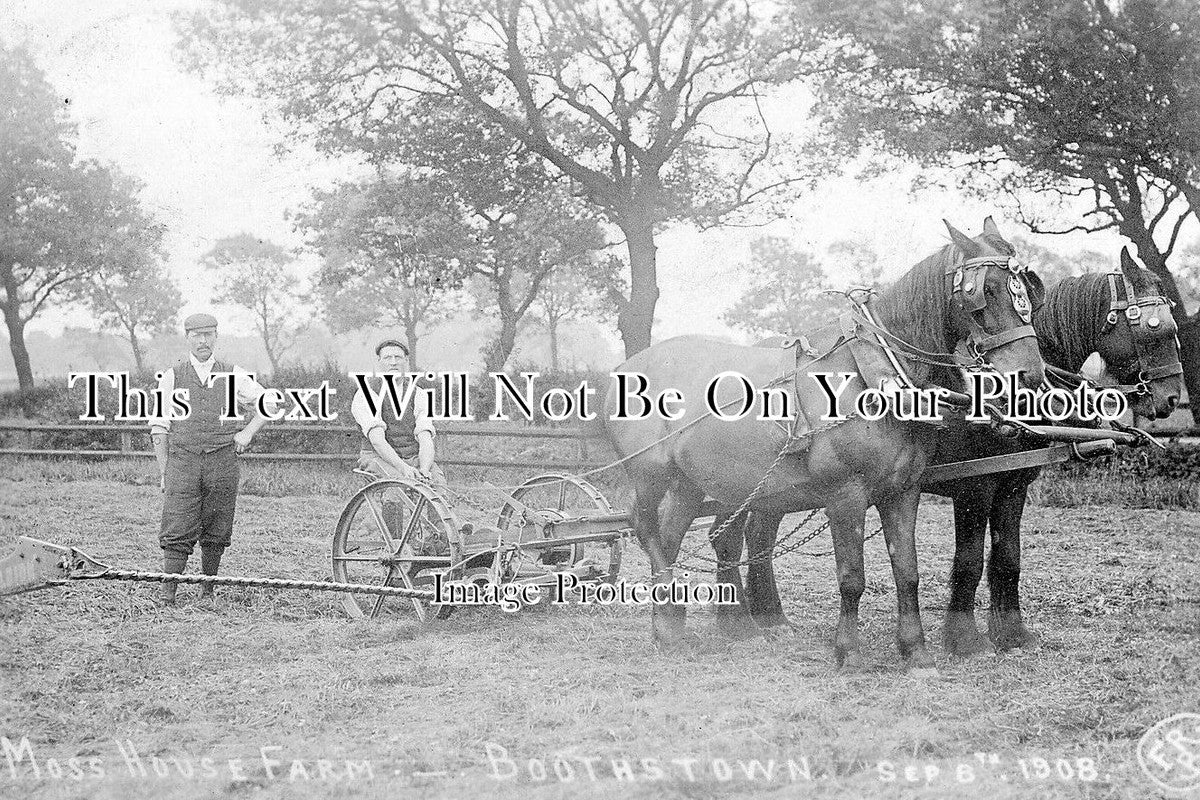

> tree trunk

[
  {"left": 617, "top": 220, "right": 659, "bottom": 357},
  {"left": 128, "top": 329, "right": 145, "bottom": 375},
  {"left": 484, "top": 273, "right": 520, "bottom": 374},
  {"left": 3, "top": 307, "right": 34, "bottom": 393},
  {"left": 405, "top": 320, "right": 420, "bottom": 371},
  {"left": 485, "top": 318, "right": 519, "bottom": 375},
  {"left": 549, "top": 318, "right": 560, "bottom": 371},
  {"left": 265, "top": 344, "right": 281, "bottom": 380}
]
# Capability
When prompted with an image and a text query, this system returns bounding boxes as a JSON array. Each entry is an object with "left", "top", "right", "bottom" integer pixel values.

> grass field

[{"left": 1, "top": 459, "right": 1198, "bottom": 799}]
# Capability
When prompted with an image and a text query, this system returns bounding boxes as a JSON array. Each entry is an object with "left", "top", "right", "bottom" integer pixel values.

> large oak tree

[
  {"left": 806, "top": 0, "right": 1200, "bottom": 419},
  {"left": 180, "top": 0, "right": 814, "bottom": 356}
]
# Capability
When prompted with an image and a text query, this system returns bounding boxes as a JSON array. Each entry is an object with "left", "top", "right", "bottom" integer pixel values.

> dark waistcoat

[
  {"left": 362, "top": 376, "right": 420, "bottom": 459},
  {"left": 170, "top": 359, "right": 236, "bottom": 454}
]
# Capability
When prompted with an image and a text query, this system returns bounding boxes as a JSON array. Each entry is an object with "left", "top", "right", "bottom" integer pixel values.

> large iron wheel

[
  {"left": 495, "top": 474, "right": 622, "bottom": 584},
  {"left": 331, "top": 478, "right": 458, "bottom": 621}
]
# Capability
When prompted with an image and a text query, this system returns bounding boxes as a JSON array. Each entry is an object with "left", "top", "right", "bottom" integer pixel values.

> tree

[
  {"left": 304, "top": 103, "right": 609, "bottom": 372},
  {"left": 805, "top": 0, "right": 1200, "bottom": 419},
  {"left": 180, "top": 0, "right": 816, "bottom": 356},
  {"left": 201, "top": 234, "right": 306, "bottom": 376},
  {"left": 1, "top": 46, "right": 165, "bottom": 391},
  {"left": 1007, "top": 234, "right": 1111, "bottom": 287},
  {"left": 723, "top": 236, "right": 841, "bottom": 338},
  {"left": 530, "top": 255, "right": 619, "bottom": 370},
  {"left": 825, "top": 239, "right": 883, "bottom": 286},
  {"left": 87, "top": 260, "right": 183, "bottom": 374},
  {"left": 297, "top": 176, "right": 474, "bottom": 369}
]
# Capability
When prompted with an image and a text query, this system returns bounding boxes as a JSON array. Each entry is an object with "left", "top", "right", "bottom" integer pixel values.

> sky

[{"left": 1, "top": 0, "right": 1157, "bottom": 355}]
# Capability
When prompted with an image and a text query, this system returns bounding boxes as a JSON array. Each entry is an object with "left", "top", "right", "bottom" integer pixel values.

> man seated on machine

[{"left": 350, "top": 337, "right": 447, "bottom": 488}]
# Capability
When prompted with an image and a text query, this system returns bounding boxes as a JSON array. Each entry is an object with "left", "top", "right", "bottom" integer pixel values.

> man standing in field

[
  {"left": 351, "top": 338, "right": 445, "bottom": 488},
  {"left": 150, "top": 313, "right": 277, "bottom": 607}
]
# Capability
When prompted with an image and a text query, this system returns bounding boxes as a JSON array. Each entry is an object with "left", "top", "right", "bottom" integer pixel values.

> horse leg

[
  {"left": 878, "top": 488, "right": 937, "bottom": 674},
  {"left": 826, "top": 489, "right": 868, "bottom": 671},
  {"left": 745, "top": 511, "right": 790, "bottom": 629},
  {"left": 651, "top": 478, "right": 706, "bottom": 647},
  {"left": 709, "top": 512, "right": 756, "bottom": 639},
  {"left": 987, "top": 478, "right": 1038, "bottom": 651},
  {"left": 629, "top": 477, "right": 681, "bottom": 647},
  {"left": 943, "top": 492, "right": 996, "bottom": 657}
]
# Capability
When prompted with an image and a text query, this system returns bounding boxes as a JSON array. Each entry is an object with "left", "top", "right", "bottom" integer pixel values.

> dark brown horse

[
  {"left": 724, "top": 247, "right": 1183, "bottom": 656},
  {"left": 602, "top": 219, "right": 1045, "bottom": 672},
  {"left": 931, "top": 248, "right": 1183, "bottom": 655}
]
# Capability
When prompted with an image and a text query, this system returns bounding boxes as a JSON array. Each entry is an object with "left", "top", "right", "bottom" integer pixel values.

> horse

[
  {"left": 930, "top": 247, "right": 1183, "bottom": 655},
  {"left": 722, "top": 247, "right": 1184, "bottom": 657},
  {"left": 602, "top": 217, "right": 1046, "bottom": 672}
]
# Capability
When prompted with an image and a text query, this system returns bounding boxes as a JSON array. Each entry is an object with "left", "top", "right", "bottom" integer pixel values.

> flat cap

[
  {"left": 184, "top": 313, "right": 219, "bottom": 332},
  {"left": 374, "top": 338, "right": 409, "bottom": 356}
]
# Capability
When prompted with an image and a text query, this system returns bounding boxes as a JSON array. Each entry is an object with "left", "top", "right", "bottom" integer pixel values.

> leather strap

[{"left": 970, "top": 323, "right": 1037, "bottom": 353}]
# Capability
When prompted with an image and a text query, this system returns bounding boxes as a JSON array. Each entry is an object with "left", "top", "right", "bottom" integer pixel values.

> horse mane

[
  {"left": 1033, "top": 272, "right": 1110, "bottom": 372},
  {"left": 871, "top": 243, "right": 962, "bottom": 387}
]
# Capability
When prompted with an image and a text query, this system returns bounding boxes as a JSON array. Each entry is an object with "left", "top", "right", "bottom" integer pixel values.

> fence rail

[
  {"left": 1, "top": 420, "right": 1198, "bottom": 471},
  {"left": 0, "top": 421, "right": 608, "bottom": 471}
]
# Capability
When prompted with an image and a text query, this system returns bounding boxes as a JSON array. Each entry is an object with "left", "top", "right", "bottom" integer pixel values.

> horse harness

[
  {"left": 1099, "top": 272, "right": 1183, "bottom": 397},
  {"left": 778, "top": 256, "right": 1043, "bottom": 452},
  {"left": 949, "top": 255, "right": 1043, "bottom": 361}
]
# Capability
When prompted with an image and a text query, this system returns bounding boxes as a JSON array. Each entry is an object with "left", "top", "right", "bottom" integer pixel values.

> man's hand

[{"left": 233, "top": 429, "right": 255, "bottom": 454}]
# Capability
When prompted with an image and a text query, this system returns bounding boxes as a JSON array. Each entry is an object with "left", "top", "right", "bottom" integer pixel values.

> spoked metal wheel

[
  {"left": 331, "top": 478, "right": 458, "bottom": 621},
  {"left": 496, "top": 474, "right": 622, "bottom": 583}
]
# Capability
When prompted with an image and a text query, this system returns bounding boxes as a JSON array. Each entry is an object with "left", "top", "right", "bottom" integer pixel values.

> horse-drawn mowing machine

[
  {"left": 330, "top": 471, "right": 631, "bottom": 620},
  {"left": 0, "top": 470, "right": 646, "bottom": 617}
]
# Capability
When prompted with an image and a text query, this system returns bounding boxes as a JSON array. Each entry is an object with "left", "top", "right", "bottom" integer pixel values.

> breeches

[{"left": 160, "top": 446, "right": 240, "bottom": 555}]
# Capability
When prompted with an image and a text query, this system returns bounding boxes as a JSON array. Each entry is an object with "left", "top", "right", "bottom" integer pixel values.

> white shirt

[
  {"left": 351, "top": 375, "right": 436, "bottom": 442},
  {"left": 148, "top": 354, "right": 274, "bottom": 434}
]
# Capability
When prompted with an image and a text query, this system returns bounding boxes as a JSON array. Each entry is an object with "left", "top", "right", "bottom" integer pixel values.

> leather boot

[
  {"left": 159, "top": 553, "right": 187, "bottom": 606},
  {"left": 199, "top": 546, "right": 224, "bottom": 600}
]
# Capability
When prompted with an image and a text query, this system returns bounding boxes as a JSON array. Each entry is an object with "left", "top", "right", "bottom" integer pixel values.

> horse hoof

[
  {"left": 992, "top": 625, "right": 1039, "bottom": 653},
  {"left": 837, "top": 650, "right": 867, "bottom": 673},
  {"left": 945, "top": 630, "right": 997, "bottom": 658},
  {"left": 652, "top": 627, "right": 698, "bottom": 653},
  {"left": 905, "top": 648, "right": 938, "bottom": 675},
  {"left": 716, "top": 614, "right": 763, "bottom": 641},
  {"left": 752, "top": 613, "right": 791, "bottom": 629}
]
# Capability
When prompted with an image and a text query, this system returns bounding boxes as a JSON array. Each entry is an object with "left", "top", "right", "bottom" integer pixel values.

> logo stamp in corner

[{"left": 1138, "top": 713, "right": 1200, "bottom": 793}]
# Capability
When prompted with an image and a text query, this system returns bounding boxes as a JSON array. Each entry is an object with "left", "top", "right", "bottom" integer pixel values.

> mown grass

[{"left": 1, "top": 465, "right": 1198, "bottom": 800}]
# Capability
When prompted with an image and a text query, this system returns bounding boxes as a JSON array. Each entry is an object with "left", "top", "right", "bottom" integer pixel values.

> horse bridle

[
  {"left": 1101, "top": 273, "right": 1184, "bottom": 397},
  {"left": 946, "top": 255, "right": 1044, "bottom": 364}
]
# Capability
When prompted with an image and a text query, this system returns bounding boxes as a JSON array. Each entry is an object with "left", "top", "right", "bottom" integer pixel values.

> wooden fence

[
  {"left": 1, "top": 418, "right": 1198, "bottom": 473},
  {"left": 0, "top": 421, "right": 609, "bottom": 472}
]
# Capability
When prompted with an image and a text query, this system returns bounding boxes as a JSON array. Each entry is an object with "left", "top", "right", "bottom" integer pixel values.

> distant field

[{"left": 2, "top": 463, "right": 1198, "bottom": 800}]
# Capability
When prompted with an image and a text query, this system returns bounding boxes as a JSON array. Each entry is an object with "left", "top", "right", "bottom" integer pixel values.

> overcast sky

[{"left": 2, "top": 0, "right": 1148, "bottom": 347}]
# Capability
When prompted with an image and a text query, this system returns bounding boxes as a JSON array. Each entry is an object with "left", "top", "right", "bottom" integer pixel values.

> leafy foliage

[
  {"left": 1, "top": 45, "right": 166, "bottom": 393},
  {"left": 724, "top": 237, "right": 885, "bottom": 338},
  {"left": 179, "top": 0, "right": 822, "bottom": 354},
  {"left": 201, "top": 233, "right": 307, "bottom": 377},
  {"left": 804, "top": 0, "right": 1200, "bottom": 417}
]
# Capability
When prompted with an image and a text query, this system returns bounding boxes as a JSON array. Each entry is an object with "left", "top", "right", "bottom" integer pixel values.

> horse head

[
  {"left": 873, "top": 216, "right": 1046, "bottom": 390},
  {"left": 1095, "top": 249, "right": 1184, "bottom": 419}
]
